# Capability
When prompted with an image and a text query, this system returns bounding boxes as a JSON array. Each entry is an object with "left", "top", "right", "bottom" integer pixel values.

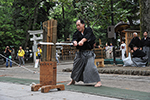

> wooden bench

[{"left": 94, "top": 59, "right": 105, "bottom": 67}]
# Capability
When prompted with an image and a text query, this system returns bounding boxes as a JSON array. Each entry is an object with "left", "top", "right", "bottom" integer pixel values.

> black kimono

[
  {"left": 71, "top": 27, "right": 100, "bottom": 83},
  {"left": 132, "top": 49, "right": 148, "bottom": 67},
  {"left": 141, "top": 37, "right": 150, "bottom": 63},
  {"left": 141, "top": 37, "right": 150, "bottom": 47},
  {"left": 129, "top": 37, "right": 141, "bottom": 50},
  {"left": 72, "top": 27, "right": 96, "bottom": 50},
  {"left": 132, "top": 49, "right": 146, "bottom": 58}
]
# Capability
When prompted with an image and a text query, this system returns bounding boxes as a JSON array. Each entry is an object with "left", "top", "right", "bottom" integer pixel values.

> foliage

[
  {"left": 0, "top": 0, "right": 141, "bottom": 52},
  {"left": 71, "top": 0, "right": 140, "bottom": 44},
  {"left": 0, "top": 0, "right": 25, "bottom": 51}
]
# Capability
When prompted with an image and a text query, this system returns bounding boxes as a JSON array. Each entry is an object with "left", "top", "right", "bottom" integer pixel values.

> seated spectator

[{"left": 132, "top": 46, "right": 148, "bottom": 67}]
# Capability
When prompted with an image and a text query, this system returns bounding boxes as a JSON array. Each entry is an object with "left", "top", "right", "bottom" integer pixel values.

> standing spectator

[
  {"left": 109, "top": 43, "right": 113, "bottom": 59},
  {"left": 120, "top": 40, "right": 126, "bottom": 60},
  {"left": 56, "top": 50, "right": 60, "bottom": 64},
  {"left": 98, "top": 45, "right": 103, "bottom": 49},
  {"left": 129, "top": 32, "right": 141, "bottom": 52},
  {"left": 4, "top": 46, "right": 12, "bottom": 68},
  {"left": 105, "top": 43, "right": 110, "bottom": 59},
  {"left": 11, "top": 48, "right": 15, "bottom": 60},
  {"left": 18, "top": 46, "right": 25, "bottom": 67},
  {"left": 36, "top": 45, "right": 42, "bottom": 62},
  {"left": 141, "top": 31, "right": 150, "bottom": 65}
]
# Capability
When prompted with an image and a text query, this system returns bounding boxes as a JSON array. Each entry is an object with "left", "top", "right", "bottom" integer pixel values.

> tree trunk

[
  {"left": 32, "top": 7, "right": 39, "bottom": 30},
  {"left": 24, "top": 19, "right": 32, "bottom": 49},
  {"left": 127, "top": 16, "right": 133, "bottom": 26},
  {"left": 24, "top": 0, "right": 42, "bottom": 49},
  {"left": 62, "top": 3, "right": 65, "bottom": 19},
  {"left": 62, "top": 3, "right": 67, "bottom": 41},
  {"left": 24, "top": 5, "right": 32, "bottom": 49},
  {"left": 140, "top": 0, "right": 150, "bottom": 36}
]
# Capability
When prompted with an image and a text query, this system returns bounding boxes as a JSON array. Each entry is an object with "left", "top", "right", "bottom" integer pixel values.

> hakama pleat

[
  {"left": 71, "top": 51, "right": 100, "bottom": 83},
  {"left": 132, "top": 57, "right": 148, "bottom": 67},
  {"left": 143, "top": 46, "right": 150, "bottom": 63}
]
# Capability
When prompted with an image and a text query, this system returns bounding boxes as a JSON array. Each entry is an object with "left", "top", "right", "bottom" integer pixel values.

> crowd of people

[
  {"left": 104, "top": 31, "right": 150, "bottom": 67},
  {"left": 4, "top": 46, "right": 25, "bottom": 67},
  {"left": 3, "top": 18, "right": 149, "bottom": 88},
  {"left": 128, "top": 32, "right": 150, "bottom": 67},
  {"left": 4, "top": 32, "right": 149, "bottom": 68},
  {"left": 105, "top": 43, "right": 113, "bottom": 59},
  {"left": 3, "top": 45, "right": 43, "bottom": 68}
]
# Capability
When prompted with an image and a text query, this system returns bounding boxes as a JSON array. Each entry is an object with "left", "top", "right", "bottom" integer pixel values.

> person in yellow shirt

[
  {"left": 18, "top": 46, "right": 25, "bottom": 67},
  {"left": 36, "top": 45, "right": 42, "bottom": 61}
]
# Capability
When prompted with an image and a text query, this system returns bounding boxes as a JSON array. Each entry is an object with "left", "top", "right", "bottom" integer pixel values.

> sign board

[
  {"left": 28, "top": 30, "right": 43, "bottom": 35},
  {"left": 107, "top": 26, "right": 115, "bottom": 38}
]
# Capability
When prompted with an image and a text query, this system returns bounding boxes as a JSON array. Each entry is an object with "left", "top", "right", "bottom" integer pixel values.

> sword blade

[{"left": 38, "top": 42, "right": 73, "bottom": 45}]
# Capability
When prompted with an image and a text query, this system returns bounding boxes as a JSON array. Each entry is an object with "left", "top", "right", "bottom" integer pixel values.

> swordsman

[{"left": 67, "top": 19, "right": 102, "bottom": 87}]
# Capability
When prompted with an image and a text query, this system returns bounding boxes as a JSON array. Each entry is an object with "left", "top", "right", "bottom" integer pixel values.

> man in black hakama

[
  {"left": 141, "top": 31, "right": 150, "bottom": 65},
  {"left": 129, "top": 32, "right": 141, "bottom": 51},
  {"left": 132, "top": 46, "right": 148, "bottom": 67},
  {"left": 67, "top": 19, "right": 102, "bottom": 87}
]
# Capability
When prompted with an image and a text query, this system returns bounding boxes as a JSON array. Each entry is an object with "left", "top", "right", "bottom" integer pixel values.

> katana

[{"left": 38, "top": 42, "right": 73, "bottom": 45}]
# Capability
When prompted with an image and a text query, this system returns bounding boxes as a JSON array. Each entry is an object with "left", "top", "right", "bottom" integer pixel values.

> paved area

[
  {"left": 0, "top": 77, "right": 150, "bottom": 100},
  {"left": 0, "top": 82, "right": 119, "bottom": 100},
  {"left": 0, "top": 61, "right": 150, "bottom": 100}
]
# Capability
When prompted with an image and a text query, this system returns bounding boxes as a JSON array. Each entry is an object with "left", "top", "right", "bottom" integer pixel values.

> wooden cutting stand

[{"left": 31, "top": 19, "right": 65, "bottom": 93}]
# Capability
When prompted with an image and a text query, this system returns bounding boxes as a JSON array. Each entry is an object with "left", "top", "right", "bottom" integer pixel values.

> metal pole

[{"left": 111, "top": 0, "right": 116, "bottom": 65}]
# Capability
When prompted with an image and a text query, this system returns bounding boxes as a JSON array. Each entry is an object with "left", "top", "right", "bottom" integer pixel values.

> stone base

[{"left": 31, "top": 84, "right": 65, "bottom": 93}]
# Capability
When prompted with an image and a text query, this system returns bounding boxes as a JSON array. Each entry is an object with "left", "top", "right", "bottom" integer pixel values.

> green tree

[
  {"left": 72, "top": 0, "right": 140, "bottom": 44},
  {"left": 0, "top": 0, "right": 141, "bottom": 51},
  {"left": 12, "top": 0, "right": 56, "bottom": 49},
  {"left": 49, "top": 0, "right": 77, "bottom": 41},
  {"left": 0, "top": 0, "right": 24, "bottom": 51}
]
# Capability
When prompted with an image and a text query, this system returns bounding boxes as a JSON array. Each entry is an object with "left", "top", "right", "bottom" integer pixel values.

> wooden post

[
  {"left": 31, "top": 19, "right": 65, "bottom": 93},
  {"left": 47, "top": 20, "right": 51, "bottom": 61},
  {"left": 42, "top": 29, "right": 47, "bottom": 61},
  {"left": 51, "top": 20, "right": 57, "bottom": 61},
  {"left": 125, "top": 31, "right": 128, "bottom": 57},
  {"left": 43, "top": 21, "right": 48, "bottom": 61},
  {"left": 40, "top": 61, "right": 57, "bottom": 85},
  {"left": 99, "top": 39, "right": 101, "bottom": 45}
]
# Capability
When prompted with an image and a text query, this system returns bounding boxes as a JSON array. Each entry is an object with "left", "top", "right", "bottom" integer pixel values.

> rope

[{"left": 0, "top": 54, "right": 38, "bottom": 74}]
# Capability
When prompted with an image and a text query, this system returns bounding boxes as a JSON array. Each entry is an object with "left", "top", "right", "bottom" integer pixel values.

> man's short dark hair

[
  {"left": 76, "top": 19, "right": 85, "bottom": 24},
  {"left": 122, "top": 39, "right": 125, "bottom": 43},
  {"left": 144, "top": 31, "right": 148, "bottom": 34},
  {"left": 38, "top": 44, "right": 41, "bottom": 47}
]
